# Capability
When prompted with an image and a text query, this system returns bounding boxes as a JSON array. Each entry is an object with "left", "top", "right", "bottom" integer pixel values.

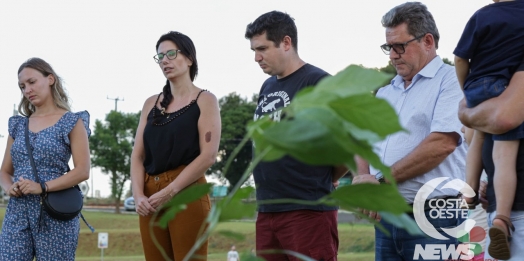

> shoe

[{"left": 488, "top": 214, "right": 515, "bottom": 260}]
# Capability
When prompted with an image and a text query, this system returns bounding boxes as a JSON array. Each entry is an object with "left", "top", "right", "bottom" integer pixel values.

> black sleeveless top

[{"left": 143, "top": 90, "right": 206, "bottom": 175}]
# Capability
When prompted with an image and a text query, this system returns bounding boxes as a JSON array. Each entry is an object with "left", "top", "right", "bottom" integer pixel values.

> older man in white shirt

[{"left": 353, "top": 2, "right": 467, "bottom": 261}]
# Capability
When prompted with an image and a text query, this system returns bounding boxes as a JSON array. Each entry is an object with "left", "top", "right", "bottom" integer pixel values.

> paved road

[
  {"left": 81, "top": 207, "right": 370, "bottom": 223},
  {"left": 83, "top": 205, "right": 136, "bottom": 214}
]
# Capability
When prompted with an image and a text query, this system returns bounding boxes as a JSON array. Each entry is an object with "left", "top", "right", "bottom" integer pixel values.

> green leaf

[
  {"left": 379, "top": 212, "right": 424, "bottom": 236},
  {"left": 217, "top": 230, "right": 245, "bottom": 241},
  {"left": 342, "top": 121, "right": 383, "bottom": 144},
  {"left": 330, "top": 184, "right": 411, "bottom": 214},
  {"left": 330, "top": 94, "right": 404, "bottom": 138},
  {"left": 157, "top": 205, "right": 187, "bottom": 229},
  {"left": 248, "top": 119, "right": 286, "bottom": 161},
  {"left": 316, "top": 64, "right": 393, "bottom": 96},
  {"left": 262, "top": 119, "right": 353, "bottom": 165},
  {"left": 339, "top": 134, "right": 393, "bottom": 182},
  {"left": 158, "top": 183, "right": 213, "bottom": 228},
  {"left": 289, "top": 88, "right": 341, "bottom": 112},
  {"left": 218, "top": 187, "right": 257, "bottom": 221}
]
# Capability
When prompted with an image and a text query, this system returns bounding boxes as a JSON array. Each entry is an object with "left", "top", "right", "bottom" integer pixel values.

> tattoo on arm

[{"left": 205, "top": 131, "right": 211, "bottom": 143}]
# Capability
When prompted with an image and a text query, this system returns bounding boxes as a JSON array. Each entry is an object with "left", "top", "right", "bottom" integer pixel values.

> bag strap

[
  {"left": 25, "top": 117, "right": 95, "bottom": 233},
  {"left": 25, "top": 118, "right": 41, "bottom": 184},
  {"left": 81, "top": 213, "right": 95, "bottom": 232},
  {"left": 25, "top": 117, "right": 47, "bottom": 231}
]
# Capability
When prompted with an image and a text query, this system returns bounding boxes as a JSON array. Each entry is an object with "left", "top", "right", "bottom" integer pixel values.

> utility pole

[{"left": 107, "top": 96, "right": 124, "bottom": 111}]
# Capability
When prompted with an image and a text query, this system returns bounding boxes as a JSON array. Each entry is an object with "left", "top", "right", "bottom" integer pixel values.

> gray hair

[{"left": 382, "top": 2, "right": 440, "bottom": 49}]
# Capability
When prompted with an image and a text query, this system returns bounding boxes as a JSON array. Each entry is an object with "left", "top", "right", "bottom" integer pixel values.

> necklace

[{"left": 151, "top": 89, "right": 206, "bottom": 126}]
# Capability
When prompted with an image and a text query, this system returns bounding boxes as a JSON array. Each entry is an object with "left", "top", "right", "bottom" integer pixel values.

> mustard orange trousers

[{"left": 139, "top": 165, "right": 210, "bottom": 261}]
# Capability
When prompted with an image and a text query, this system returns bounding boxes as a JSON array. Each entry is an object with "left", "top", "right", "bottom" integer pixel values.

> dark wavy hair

[
  {"left": 382, "top": 2, "right": 440, "bottom": 49},
  {"left": 245, "top": 11, "right": 298, "bottom": 51},
  {"left": 156, "top": 31, "right": 198, "bottom": 110}
]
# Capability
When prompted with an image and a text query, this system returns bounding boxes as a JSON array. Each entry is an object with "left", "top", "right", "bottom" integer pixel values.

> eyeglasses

[
  {"left": 380, "top": 34, "right": 426, "bottom": 55},
  {"left": 153, "top": 49, "right": 182, "bottom": 63}
]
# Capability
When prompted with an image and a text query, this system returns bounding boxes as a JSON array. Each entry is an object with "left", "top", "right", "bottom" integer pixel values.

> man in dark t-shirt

[
  {"left": 460, "top": 58, "right": 524, "bottom": 259},
  {"left": 245, "top": 11, "right": 347, "bottom": 261}
]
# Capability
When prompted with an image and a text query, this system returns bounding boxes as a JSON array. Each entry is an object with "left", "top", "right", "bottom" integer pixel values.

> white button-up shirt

[{"left": 370, "top": 56, "right": 467, "bottom": 203}]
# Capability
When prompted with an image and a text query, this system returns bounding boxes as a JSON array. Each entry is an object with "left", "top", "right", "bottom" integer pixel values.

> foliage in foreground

[{"left": 155, "top": 65, "right": 423, "bottom": 261}]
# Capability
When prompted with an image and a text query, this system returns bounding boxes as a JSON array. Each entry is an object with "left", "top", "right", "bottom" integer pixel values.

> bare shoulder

[
  {"left": 142, "top": 94, "right": 161, "bottom": 112},
  {"left": 197, "top": 90, "right": 218, "bottom": 105}
]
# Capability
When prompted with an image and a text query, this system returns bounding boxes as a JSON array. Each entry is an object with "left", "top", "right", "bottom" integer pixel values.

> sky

[{"left": 0, "top": 0, "right": 492, "bottom": 198}]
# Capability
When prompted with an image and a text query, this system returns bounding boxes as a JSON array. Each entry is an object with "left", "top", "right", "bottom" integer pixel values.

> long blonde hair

[{"left": 17, "top": 58, "right": 71, "bottom": 117}]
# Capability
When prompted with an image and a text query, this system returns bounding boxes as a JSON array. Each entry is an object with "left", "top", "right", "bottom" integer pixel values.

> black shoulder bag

[{"left": 25, "top": 118, "right": 94, "bottom": 232}]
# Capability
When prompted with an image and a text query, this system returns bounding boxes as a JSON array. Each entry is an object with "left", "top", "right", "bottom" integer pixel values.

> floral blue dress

[{"left": 0, "top": 111, "right": 90, "bottom": 261}]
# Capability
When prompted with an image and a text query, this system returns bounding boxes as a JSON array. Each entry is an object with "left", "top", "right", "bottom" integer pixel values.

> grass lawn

[{"left": 0, "top": 208, "right": 376, "bottom": 260}]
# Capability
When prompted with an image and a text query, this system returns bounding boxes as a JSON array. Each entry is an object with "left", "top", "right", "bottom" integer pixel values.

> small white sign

[{"left": 98, "top": 232, "right": 108, "bottom": 249}]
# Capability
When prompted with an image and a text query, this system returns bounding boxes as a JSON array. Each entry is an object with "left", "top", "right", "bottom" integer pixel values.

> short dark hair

[
  {"left": 382, "top": 2, "right": 440, "bottom": 49},
  {"left": 155, "top": 31, "right": 199, "bottom": 112},
  {"left": 245, "top": 11, "right": 298, "bottom": 50}
]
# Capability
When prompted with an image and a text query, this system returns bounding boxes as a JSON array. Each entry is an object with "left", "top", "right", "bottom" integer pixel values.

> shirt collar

[{"left": 390, "top": 56, "right": 444, "bottom": 89}]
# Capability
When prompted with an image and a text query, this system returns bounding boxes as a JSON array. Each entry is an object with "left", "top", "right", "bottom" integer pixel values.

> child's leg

[
  {"left": 465, "top": 130, "right": 485, "bottom": 204},
  {"left": 488, "top": 139, "right": 519, "bottom": 259},
  {"left": 493, "top": 139, "right": 519, "bottom": 224}
]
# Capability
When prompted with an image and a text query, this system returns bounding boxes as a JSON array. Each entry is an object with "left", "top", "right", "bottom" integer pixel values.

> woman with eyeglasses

[
  {"left": 0, "top": 58, "right": 91, "bottom": 260},
  {"left": 130, "top": 31, "right": 220, "bottom": 261}
]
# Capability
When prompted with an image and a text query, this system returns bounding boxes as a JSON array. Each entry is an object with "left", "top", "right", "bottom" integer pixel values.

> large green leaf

[
  {"left": 251, "top": 107, "right": 392, "bottom": 178},
  {"left": 288, "top": 87, "right": 341, "bottom": 113},
  {"left": 379, "top": 212, "right": 424, "bottom": 236},
  {"left": 262, "top": 119, "right": 353, "bottom": 165},
  {"left": 293, "top": 108, "right": 390, "bottom": 175},
  {"left": 158, "top": 183, "right": 213, "bottom": 228},
  {"left": 330, "top": 94, "right": 404, "bottom": 138},
  {"left": 342, "top": 121, "right": 383, "bottom": 144},
  {"left": 247, "top": 118, "right": 286, "bottom": 162},
  {"left": 330, "top": 183, "right": 411, "bottom": 214},
  {"left": 316, "top": 64, "right": 393, "bottom": 96}
]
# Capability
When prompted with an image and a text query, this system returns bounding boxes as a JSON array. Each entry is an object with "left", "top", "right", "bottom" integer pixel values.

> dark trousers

[
  {"left": 256, "top": 210, "right": 339, "bottom": 261},
  {"left": 375, "top": 210, "right": 465, "bottom": 261}
]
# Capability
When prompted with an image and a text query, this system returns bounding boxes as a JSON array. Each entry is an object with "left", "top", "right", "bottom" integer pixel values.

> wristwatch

[{"left": 375, "top": 172, "right": 386, "bottom": 184}]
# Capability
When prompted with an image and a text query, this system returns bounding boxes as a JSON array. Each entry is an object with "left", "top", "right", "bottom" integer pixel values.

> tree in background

[
  {"left": 90, "top": 111, "right": 140, "bottom": 213},
  {"left": 207, "top": 93, "right": 257, "bottom": 192},
  {"left": 442, "top": 57, "right": 455, "bottom": 66}
]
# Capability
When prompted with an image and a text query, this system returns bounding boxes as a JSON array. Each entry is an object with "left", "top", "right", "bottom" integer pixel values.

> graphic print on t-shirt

[{"left": 254, "top": 91, "right": 291, "bottom": 122}]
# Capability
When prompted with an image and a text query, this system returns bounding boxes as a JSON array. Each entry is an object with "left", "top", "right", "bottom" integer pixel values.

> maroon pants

[{"left": 256, "top": 210, "right": 339, "bottom": 261}]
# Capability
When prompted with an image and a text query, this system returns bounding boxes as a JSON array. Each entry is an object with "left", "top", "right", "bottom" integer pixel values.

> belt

[{"left": 409, "top": 195, "right": 461, "bottom": 212}]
